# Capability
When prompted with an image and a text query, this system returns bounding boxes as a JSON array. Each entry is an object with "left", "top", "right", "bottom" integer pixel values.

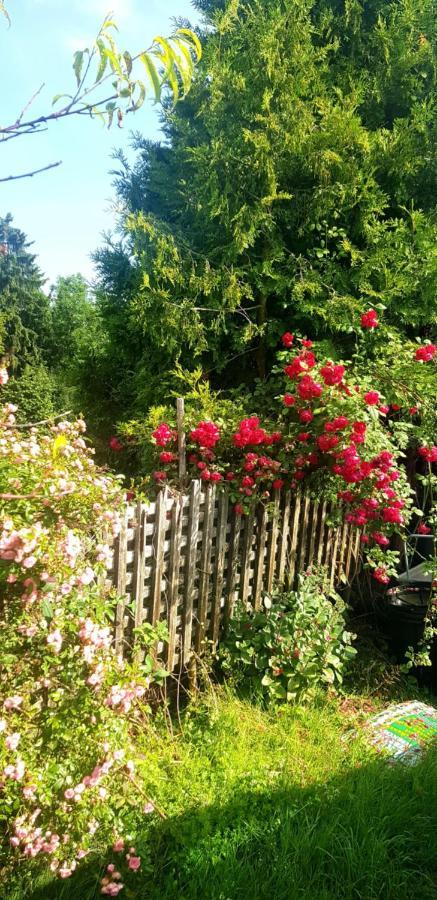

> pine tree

[
  {"left": 96, "top": 0, "right": 436, "bottom": 411},
  {"left": 0, "top": 214, "right": 51, "bottom": 372}
]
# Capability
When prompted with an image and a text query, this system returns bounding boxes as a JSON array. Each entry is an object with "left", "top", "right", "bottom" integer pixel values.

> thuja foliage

[{"left": 95, "top": 0, "right": 436, "bottom": 419}]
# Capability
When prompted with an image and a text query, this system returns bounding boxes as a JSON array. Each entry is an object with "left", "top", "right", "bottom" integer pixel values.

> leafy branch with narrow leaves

[{"left": 0, "top": 12, "right": 201, "bottom": 181}]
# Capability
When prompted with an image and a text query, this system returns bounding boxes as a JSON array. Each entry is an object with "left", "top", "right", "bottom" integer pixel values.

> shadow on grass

[{"left": 22, "top": 746, "right": 437, "bottom": 900}]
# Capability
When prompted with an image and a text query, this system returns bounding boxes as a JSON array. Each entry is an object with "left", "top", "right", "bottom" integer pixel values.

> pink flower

[
  {"left": 113, "top": 839, "right": 125, "bottom": 853},
  {"left": 59, "top": 868, "right": 73, "bottom": 879},
  {"left": 143, "top": 802, "right": 155, "bottom": 814},
  {"left": 78, "top": 567, "right": 95, "bottom": 586},
  {"left": 64, "top": 788, "right": 75, "bottom": 800},
  {"left": 4, "top": 696, "right": 23, "bottom": 711},
  {"left": 128, "top": 856, "right": 141, "bottom": 871},
  {"left": 47, "top": 630, "right": 63, "bottom": 654},
  {"left": 361, "top": 309, "right": 379, "bottom": 329},
  {"left": 22, "top": 556, "right": 37, "bottom": 569},
  {"left": 152, "top": 423, "right": 176, "bottom": 447},
  {"left": 6, "top": 733, "right": 20, "bottom": 751},
  {"left": 0, "top": 367, "right": 9, "bottom": 385},
  {"left": 125, "top": 760, "right": 135, "bottom": 774}
]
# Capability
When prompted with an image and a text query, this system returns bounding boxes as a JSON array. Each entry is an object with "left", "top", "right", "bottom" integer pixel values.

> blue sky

[{"left": 0, "top": 0, "right": 201, "bottom": 287}]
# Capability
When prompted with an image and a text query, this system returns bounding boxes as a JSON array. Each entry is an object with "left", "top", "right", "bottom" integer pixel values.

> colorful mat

[{"left": 365, "top": 701, "right": 437, "bottom": 764}]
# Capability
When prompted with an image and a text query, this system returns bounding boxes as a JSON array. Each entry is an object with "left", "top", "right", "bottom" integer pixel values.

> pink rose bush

[{"left": 0, "top": 389, "right": 162, "bottom": 888}]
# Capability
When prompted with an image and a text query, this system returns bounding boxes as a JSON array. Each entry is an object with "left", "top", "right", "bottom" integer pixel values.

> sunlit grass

[{"left": 6, "top": 687, "right": 437, "bottom": 899}]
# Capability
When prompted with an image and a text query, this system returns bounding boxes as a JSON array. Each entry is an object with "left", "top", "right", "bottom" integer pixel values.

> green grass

[{"left": 5, "top": 688, "right": 437, "bottom": 900}]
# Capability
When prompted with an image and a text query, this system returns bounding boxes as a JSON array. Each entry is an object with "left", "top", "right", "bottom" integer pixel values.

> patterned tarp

[{"left": 365, "top": 701, "right": 437, "bottom": 764}]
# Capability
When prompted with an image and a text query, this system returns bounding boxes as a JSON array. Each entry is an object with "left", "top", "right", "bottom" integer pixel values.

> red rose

[
  {"left": 109, "top": 436, "right": 123, "bottom": 452},
  {"left": 364, "top": 391, "right": 380, "bottom": 406},
  {"left": 415, "top": 344, "right": 436, "bottom": 362},
  {"left": 373, "top": 567, "right": 390, "bottom": 584},
  {"left": 282, "top": 332, "right": 294, "bottom": 348},
  {"left": 283, "top": 393, "right": 295, "bottom": 407},
  {"left": 361, "top": 309, "right": 379, "bottom": 329},
  {"left": 320, "top": 363, "right": 345, "bottom": 386}
]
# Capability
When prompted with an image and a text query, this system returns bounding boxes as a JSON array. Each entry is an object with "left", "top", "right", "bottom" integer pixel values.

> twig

[
  {"left": 4, "top": 410, "right": 72, "bottom": 428},
  {"left": 0, "top": 161, "right": 62, "bottom": 183},
  {"left": 126, "top": 774, "right": 167, "bottom": 819},
  {"left": 15, "top": 83, "right": 45, "bottom": 125},
  {"left": 0, "top": 491, "right": 39, "bottom": 501}
]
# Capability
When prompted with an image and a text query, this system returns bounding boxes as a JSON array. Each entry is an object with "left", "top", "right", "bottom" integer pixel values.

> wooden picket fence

[{"left": 109, "top": 482, "right": 361, "bottom": 672}]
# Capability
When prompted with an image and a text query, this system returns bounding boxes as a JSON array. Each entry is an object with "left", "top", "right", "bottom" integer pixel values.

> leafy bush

[
  {"left": 222, "top": 571, "right": 357, "bottom": 703},
  {"left": 0, "top": 374, "right": 167, "bottom": 891}
]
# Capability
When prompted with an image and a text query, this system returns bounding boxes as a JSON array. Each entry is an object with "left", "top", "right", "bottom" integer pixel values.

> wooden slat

[
  {"left": 337, "top": 522, "right": 349, "bottom": 582},
  {"left": 239, "top": 509, "right": 256, "bottom": 603},
  {"left": 298, "top": 494, "right": 311, "bottom": 573},
  {"left": 287, "top": 491, "right": 301, "bottom": 588},
  {"left": 266, "top": 490, "right": 280, "bottom": 592},
  {"left": 150, "top": 488, "right": 168, "bottom": 626},
  {"left": 254, "top": 504, "right": 268, "bottom": 609},
  {"left": 210, "top": 491, "right": 229, "bottom": 643},
  {"left": 114, "top": 508, "right": 128, "bottom": 654},
  {"left": 132, "top": 501, "right": 146, "bottom": 633},
  {"left": 196, "top": 484, "right": 216, "bottom": 652},
  {"left": 277, "top": 490, "right": 291, "bottom": 583},
  {"left": 329, "top": 524, "right": 341, "bottom": 588},
  {"left": 307, "top": 501, "right": 319, "bottom": 570},
  {"left": 167, "top": 493, "right": 183, "bottom": 671},
  {"left": 225, "top": 508, "right": 242, "bottom": 622},
  {"left": 316, "top": 502, "right": 327, "bottom": 566},
  {"left": 344, "top": 523, "right": 355, "bottom": 581},
  {"left": 183, "top": 480, "right": 201, "bottom": 663}
]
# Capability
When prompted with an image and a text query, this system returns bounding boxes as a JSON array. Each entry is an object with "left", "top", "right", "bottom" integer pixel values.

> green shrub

[{"left": 222, "top": 571, "right": 357, "bottom": 702}]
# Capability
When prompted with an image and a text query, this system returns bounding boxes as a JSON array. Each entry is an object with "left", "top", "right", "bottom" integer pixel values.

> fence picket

[
  {"left": 240, "top": 509, "right": 256, "bottom": 603},
  {"left": 266, "top": 490, "right": 280, "bottom": 592},
  {"left": 150, "top": 488, "right": 168, "bottom": 627},
  {"left": 167, "top": 493, "right": 183, "bottom": 671},
  {"left": 183, "top": 480, "right": 201, "bottom": 663},
  {"left": 287, "top": 492, "right": 301, "bottom": 588},
  {"left": 254, "top": 504, "right": 268, "bottom": 610},
  {"left": 277, "top": 490, "right": 291, "bottom": 583},
  {"left": 225, "top": 509, "right": 242, "bottom": 622},
  {"left": 210, "top": 491, "right": 229, "bottom": 642},
  {"left": 114, "top": 508, "right": 128, "bottom": 654},
  {"left": 196, "top": 483, "right": 216, "bottom": 653}
]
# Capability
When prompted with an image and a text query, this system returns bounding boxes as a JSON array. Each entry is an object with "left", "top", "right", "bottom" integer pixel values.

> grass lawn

[{"left": 5, "top": 686, "right": 437, "bottom": 900}]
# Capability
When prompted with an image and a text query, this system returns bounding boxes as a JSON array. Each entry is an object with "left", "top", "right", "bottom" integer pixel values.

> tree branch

[{"left": 0, "top": 160, "right": 62, "bottom": 183}]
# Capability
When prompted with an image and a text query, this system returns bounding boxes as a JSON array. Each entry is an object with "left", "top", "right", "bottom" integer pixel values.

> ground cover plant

[{"left": 4, "top": 688, "right": 437, "bottom": 900}]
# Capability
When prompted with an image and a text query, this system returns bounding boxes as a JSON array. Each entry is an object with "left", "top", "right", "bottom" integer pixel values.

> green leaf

[
  {"left": 41, "top": 598, "right": 54, "bottom": 621},
  {"left": 104, "top": 47, "right": 123, "bottom": 76},
  {"left": 123, "top": 51, "right": 133, "bottom": 76},
  {"left": 140, "top": 52, "right": 161, "bottom": 100},
  {"left": 73, "top": 50, "right": 84, "bottom": 86},
  {"left": 95, "top": 38, "right": 108, "bottom": 82},
  {"left": 175, "top": 27, "right": 202, "bottom": 61}
]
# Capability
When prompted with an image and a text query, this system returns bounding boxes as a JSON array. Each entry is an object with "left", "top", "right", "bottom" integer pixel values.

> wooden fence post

[{"left": 177, "top": 397, "right": 186, "bottom": 486}]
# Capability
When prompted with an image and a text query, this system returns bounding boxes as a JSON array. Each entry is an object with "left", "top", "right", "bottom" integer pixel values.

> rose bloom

[
  {"left": 364, "top": 391, "right": 380, "bottom": 406},
  {"left": 361, "top": 309, "right": 379, "bottom": 329},
  {"left": 282, "top": 332, "right": 294, "bottom": 348},
  {"left": 415, "top": 344, "right": 436, "bottom": 362}
]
